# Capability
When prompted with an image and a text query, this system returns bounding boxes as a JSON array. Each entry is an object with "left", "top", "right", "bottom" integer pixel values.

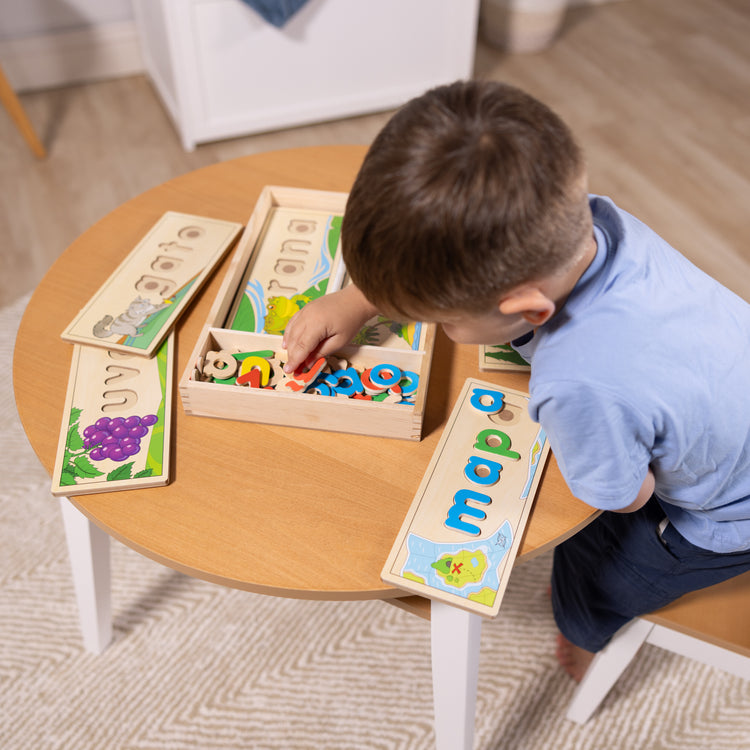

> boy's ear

[{"left": 498, "top": 286, "right": 556, "bottom": 326}]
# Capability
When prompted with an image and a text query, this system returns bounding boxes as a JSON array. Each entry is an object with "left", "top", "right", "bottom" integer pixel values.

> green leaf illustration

[
  {"left": 107, "top": 463, "right": 134, "bottom": 482},
  {"left": 327, "top": 215, "right": 343, "bottom": 257},
  {"left": 134, "top": 468, "right": 154, "bottom": 479},
  {"left": 69, "top": 407, "right": 82, "bottom": 426},
  {"left": 59, "top": 468, "right": 78, "bottom": 486},
  {"left": 73, "top": 455, "right": 105, "bottom": 479},
  {"left": 66, "top": 423, "right": 84, "bottom": 453}
]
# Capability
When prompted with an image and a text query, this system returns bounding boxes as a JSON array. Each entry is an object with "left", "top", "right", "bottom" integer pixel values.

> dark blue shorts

[{"left": 551, "top": 496, "right": 750, "bottom": 652}]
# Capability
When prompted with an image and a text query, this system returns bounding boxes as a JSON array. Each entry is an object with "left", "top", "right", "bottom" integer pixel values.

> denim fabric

[
  {"left": 551, "top": 497, "right": 750, "bottom": 652},
  {"left": 239, "top": 0, "right": 309, "bottom": 27}
]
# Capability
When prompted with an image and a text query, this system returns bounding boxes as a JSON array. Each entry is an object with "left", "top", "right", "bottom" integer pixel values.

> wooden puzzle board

[
  {"left": 381, "top": 378, "right": 550, "bottom": 617},
  {"left": 340, "top": 277, "right": 425, "bottom": 351},
  {"left": 479, "top": 344, "right": 530, "bottom": 372},
  {"left": 62, "top": 212, "right": 242, "bottom": 357},
  {"left": 225, "top": 206, "right": 346, "bottom": 335},
  {"left": 51, "top": 334, "right": 174, "bottom": 496},
  {"left": 352, "top": 314, "right": 425, "bottom": 351}
]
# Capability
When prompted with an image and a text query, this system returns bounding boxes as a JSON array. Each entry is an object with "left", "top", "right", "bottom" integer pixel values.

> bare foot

[{"left": 556, "top": 632, "right": 595, "bottom": 683}]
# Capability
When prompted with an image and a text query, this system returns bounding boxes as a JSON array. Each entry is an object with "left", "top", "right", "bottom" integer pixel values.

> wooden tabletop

[{"left": 13, "top": 145, "right": 596, "bottom": 602}]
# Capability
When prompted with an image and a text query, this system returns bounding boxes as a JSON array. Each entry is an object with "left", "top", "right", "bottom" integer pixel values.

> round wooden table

[
  {"left": 15, "top": 145, "right": 599, "bottom": 750},
  {"left": 14, "top": 144, "right": 595, "bottom": 602}
]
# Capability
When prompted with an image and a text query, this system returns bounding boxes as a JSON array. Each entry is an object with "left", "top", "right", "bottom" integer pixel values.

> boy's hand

[{"left": 282, "top": 285, "right": 378, "bottom": 373}]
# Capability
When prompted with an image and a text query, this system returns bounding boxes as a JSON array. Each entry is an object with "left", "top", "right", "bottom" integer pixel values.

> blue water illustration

[
  {"left": 521, "top": 427, "right": 547, "bottom": 499},
  {"left": 243, "top": 278, "right": 266, "bottom": 332},
  {"left": 307, "top": 216, "right": 334, "bottom": 289}
]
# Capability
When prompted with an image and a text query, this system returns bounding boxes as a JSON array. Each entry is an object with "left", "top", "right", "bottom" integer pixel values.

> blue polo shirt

[{"left": 513, "top": 196, "right": 750, "bottom": 553}]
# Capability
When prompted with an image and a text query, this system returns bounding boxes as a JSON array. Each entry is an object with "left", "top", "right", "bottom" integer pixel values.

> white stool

[{"left": 566, "top": 569, "right": 750, "bottom": 724}]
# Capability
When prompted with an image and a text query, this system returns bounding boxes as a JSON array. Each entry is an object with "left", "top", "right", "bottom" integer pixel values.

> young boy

[{"left": 282, "top": 80, "right": 750, "bottom": 682}]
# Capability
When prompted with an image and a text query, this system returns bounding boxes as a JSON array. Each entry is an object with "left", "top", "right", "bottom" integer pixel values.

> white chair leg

[
  {"left": 646, "top": 624, "right": 750, "bottom": 680},
  {"left": 59, "top": 498, "right": 113, "bottom": 653},
  {"left": 566, "top": 618, "right": 654, "bottom": 724},
  {"left": 430, "top": 600, "right": 482, "bottom": 750}
]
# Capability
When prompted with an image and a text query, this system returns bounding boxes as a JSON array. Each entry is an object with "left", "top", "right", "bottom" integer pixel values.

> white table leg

[
  {"left": 59, "top": 498, "right": 113, "bottom": 653},
  {"left": 431, "top": 600, "right": 482, "bottom": 750}
]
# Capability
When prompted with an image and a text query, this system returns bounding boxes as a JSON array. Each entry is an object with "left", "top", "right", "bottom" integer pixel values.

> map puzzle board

[{"left": 381, "top": 378, "right": 550, "bottom": 618}]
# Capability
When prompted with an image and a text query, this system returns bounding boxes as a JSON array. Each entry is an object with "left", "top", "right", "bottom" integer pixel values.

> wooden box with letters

[{"left": 179, "top": 186, "right": 436, "bottom": 440}]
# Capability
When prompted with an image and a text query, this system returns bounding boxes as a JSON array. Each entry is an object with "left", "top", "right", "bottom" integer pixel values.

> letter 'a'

[{"left": 469, "top": 387, "right": 505, "bottom": 414}]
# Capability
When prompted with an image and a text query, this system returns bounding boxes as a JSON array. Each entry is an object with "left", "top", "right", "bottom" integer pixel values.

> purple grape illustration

[{"left": 81, "top": 414, "right": 159, "bottom": 462}]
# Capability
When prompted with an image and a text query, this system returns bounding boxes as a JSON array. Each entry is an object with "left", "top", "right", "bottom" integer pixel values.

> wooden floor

[{"left": 1, "top": 0, "right": 748, "bottom": 309}]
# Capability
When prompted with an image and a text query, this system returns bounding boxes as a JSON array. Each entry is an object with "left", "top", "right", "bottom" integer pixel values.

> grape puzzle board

[
  {"left": 179, "top": 186, "right": 436, "bottom": 440},
  {"left": 479, "top": 344, "right": 530, "bottom": 372},
  {"left": 381, "top": 378, "right": 550, "bottom": 617},
  {"left": 61, "top": 212, "right": 242, "bottom": 357},
  {"left": 51, "top": 334, "right": 174, "bottom": 496}
]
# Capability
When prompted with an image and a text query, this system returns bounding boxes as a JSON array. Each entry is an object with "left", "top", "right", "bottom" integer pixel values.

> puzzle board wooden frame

[
  {"left": 51, "top": 333, "right": 174, "bottom": 496},
  {"left": 61, "top": 212, "right": 243, "bottom": 357},
  {"left": 381, "top": 378, "right": 550, "bottom": 616},
  {"left": 179, "top": 186, "right": 436, "bottom": 440}
]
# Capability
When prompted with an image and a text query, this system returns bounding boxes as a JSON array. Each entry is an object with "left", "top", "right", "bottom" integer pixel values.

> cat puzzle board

[
  {"left": 479, "top": 344, "right": 530, "bottom": 372},
  {"left": 51, "top": 334, "right": 174, "bottom": 496},
  {"left": 61, "top": 212, "right": 242, "bottom": 357},
  {"left": 381, "top": 378, "right": 550, "bottom": 617},
  {"left": 179, "top": 186, "right": 436, "bottom": 441}
]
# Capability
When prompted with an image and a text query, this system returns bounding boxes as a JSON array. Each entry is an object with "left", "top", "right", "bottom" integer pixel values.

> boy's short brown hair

[{"left": 341, "top": 80, "right": 591, "bottom": 317}]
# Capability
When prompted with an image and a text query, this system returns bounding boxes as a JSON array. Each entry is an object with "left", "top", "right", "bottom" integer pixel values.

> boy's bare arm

[
  {"left": 612, "top": 469, "right": 656, "bottom": 514},
  {"left": 282, "top": 284, "right": 379, "bottom": 373}
]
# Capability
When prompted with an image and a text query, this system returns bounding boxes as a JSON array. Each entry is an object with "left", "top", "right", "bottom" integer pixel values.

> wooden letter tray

[{"left": 179, "top": 186, "right": 436, "bottom": 440}]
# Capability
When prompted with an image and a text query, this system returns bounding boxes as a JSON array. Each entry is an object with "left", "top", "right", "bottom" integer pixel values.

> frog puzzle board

[
  {"left": 61, "top": 212, "right": 243, "bottom": 357},
  {"left": 381, "top": 378, "right": 550, "bottom": 617},
  {"left": 51, "top": 334, "right": 174, "bottom": 496},
  {"left": 220, "top": 201, "right": 422, "bottom": 352},
  {"left": 224, "top": 205, "right": 346, "bottom": 335},
  {"left": 479, "top": 344, "right": 530, "bottom": 372}
]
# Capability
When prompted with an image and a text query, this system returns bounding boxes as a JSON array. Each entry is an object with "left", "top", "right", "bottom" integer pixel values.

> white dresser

[{"left": 132, "top": 0, "right": 480, "bottom": 150}]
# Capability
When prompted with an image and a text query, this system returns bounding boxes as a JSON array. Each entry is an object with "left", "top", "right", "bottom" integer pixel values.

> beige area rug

[{"left": 2, "top": 294, "right": 749, "bottom": 749}]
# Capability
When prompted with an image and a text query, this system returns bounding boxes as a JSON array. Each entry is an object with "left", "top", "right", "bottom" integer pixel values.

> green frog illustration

[{"left": 263, "top": 294, "right": 310, "bottom": 335}]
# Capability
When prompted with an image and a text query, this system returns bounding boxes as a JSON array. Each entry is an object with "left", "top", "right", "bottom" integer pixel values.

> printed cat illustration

[{"left": 93, "top": 296, "right": 168, "bottom": 338}]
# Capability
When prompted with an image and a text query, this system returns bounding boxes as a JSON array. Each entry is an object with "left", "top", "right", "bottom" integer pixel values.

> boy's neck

[{"left": 547, "top": 233, "right": 598, "bottom": 313}]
